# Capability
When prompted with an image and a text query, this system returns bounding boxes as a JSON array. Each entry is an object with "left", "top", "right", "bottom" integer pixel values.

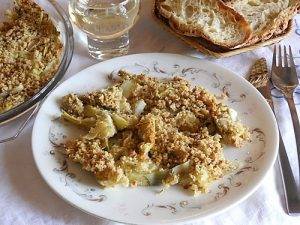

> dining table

[{"left": 0, "top": 1, "right": 300, "bottom": 225}]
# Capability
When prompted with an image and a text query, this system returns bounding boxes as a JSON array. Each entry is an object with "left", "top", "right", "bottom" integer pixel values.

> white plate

[{"left": 32, "top": 53, "right": 279, "bottom": 225}]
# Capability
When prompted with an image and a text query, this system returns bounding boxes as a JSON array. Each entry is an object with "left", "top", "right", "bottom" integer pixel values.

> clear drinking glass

[{"left": 69, "top": 0, "right": 140, "bottom": 60}]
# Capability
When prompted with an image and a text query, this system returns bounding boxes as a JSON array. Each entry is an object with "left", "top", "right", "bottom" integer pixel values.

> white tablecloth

[{"left": 1, "top": 1, "right": 300, "bottom": 224}]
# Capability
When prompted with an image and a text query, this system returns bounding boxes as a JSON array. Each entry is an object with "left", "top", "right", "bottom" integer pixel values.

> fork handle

[{"left": 286, "top": 95, "right": 300, "bottom": 186}]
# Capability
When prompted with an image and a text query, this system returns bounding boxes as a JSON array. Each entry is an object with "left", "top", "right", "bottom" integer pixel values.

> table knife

[{"left": 248, "top": 58, "right": 300, "bottom": 214}]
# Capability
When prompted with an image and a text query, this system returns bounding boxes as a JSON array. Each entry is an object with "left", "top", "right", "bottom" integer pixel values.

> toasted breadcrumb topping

[
  {"left": 0, "top": 0, "right": 62, "bottom": 113},
  {"left": 61, "top": 71, "right": 250, "bottom": 195}
]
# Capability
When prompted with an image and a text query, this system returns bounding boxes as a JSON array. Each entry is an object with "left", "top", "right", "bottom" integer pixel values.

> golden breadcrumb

[
  {"left": 0, "top": 0, "right": 62, "bottom": 113},
  {"left": 61, "top": 71, "right": 250, "bottom": 195}
]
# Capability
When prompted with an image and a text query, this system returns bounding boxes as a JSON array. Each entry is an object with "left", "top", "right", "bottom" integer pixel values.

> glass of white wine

[{"left": 69, "top": 0, "right": 140, "bottom": 60}]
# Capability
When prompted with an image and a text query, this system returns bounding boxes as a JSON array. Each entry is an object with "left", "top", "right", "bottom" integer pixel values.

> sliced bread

[
  {"left": 156, "top": 0, "right": 251, "bottom": 48},
  {"left": 228, "top": 0, "right": 299, "bottom": 46},
  {"left": 153, "top": 3, "right": 293, "bottom": 57}
]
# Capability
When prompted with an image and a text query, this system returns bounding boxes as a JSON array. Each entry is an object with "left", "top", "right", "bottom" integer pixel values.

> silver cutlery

[
  {"left": 249, "top": 58, "right": 299, "bottom": 214},
  {"left": 271, "top": 45, "right": 300, "bottom": 184}
]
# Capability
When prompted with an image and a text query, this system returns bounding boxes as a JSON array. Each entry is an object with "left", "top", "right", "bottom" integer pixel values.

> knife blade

[{"left": 248, "top": 58, "right": 299, "bottom": 214}]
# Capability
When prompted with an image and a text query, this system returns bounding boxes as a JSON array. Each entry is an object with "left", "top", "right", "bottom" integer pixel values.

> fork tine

[
  {"left": 272, "top": 45, "right": 277, "bottom": 68},
  {"left": 284, "top": 45, "right": 288, "bottom": 67},
  {"left": 278, "top": 45, "right": 282, "bottom": 67},
  {"left": 289, "top": 45, "right": 299, "bottom": 85},
  {"left": 289, "top": 45, "right": 296, "bottom": 68}
]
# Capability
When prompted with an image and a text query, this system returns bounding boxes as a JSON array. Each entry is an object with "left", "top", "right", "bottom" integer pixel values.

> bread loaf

[{"left": 156, "top": 0, "right": 251, "bottom": 48}]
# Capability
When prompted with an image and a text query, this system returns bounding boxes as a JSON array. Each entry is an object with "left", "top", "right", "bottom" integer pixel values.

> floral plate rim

[{"left": 31, "top": 53, "right": 279, "bottom": 225}]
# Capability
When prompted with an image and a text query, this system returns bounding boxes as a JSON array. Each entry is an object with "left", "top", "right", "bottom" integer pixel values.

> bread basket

[{"left": 153, "top": 3, "right": 294, "bottom": 58}]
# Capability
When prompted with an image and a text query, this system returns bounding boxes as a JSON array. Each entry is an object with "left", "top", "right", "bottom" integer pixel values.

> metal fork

[{"left": 271, "top": 45, "right": 300, "bottom": 193}]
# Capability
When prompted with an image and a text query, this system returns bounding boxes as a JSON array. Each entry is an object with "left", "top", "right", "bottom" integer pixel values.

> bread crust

[{"left": 156, "top": 0, "right": 251, "bottom": 49}]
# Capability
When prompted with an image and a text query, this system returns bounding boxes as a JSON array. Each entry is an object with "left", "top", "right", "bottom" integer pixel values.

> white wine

[{"left": 69, "top": 0, "right": 140, "bottom": 40}]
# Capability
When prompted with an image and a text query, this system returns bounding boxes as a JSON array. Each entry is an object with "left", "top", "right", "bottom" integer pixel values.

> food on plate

[
  {"left": 0, "top": 0, "right": 62, "bottom": 113},
  {"left": 155, "top": 0, "right": 299, "bottom": 49},
  {"left": 60, "top": 71, "right": 250, "bottom": 195}
]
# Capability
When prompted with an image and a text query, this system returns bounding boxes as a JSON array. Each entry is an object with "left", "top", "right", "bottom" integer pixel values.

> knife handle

[
  {"left": 277, "top": 131, "right": 300, "bottom": 214},
  {"left": 269, "top": 100, "right": 300, "bottom": 213}
]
